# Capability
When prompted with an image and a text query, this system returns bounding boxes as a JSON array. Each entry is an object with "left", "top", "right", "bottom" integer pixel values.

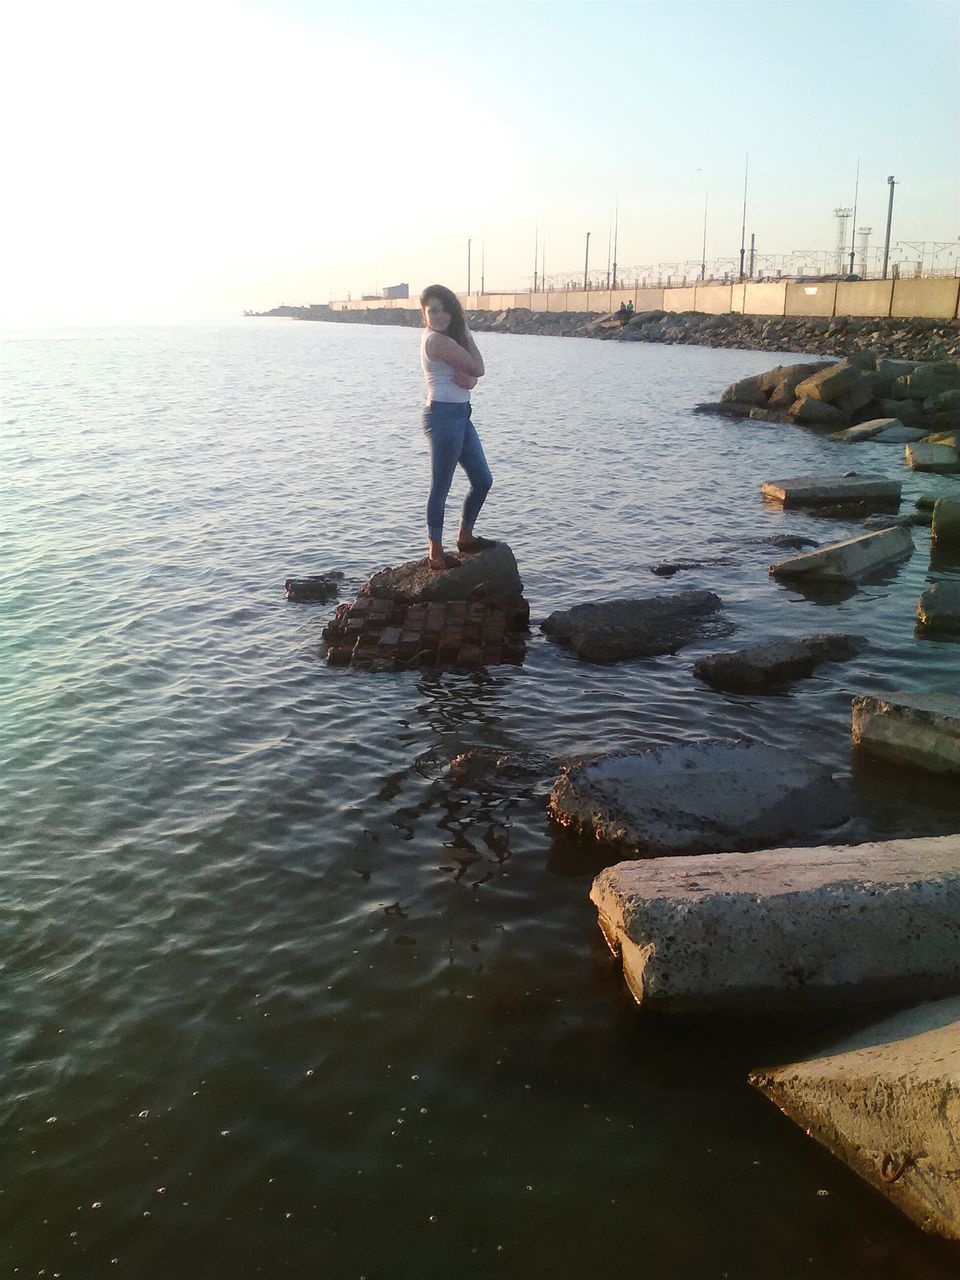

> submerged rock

[
  {"left": 285, "top": 571, "right": 344, "bottom": 602},
  {"left": 917, "top": 581, "right": 960, "bottom": 634},
  {"left": 549, "top": 739, "right": 847, "bottom": 857},
  {"left": 541, "top": 590, "right": 728, "bottom": 663},
  {"left": 694, "top": 634, "right": 863, "bottom": 692}
]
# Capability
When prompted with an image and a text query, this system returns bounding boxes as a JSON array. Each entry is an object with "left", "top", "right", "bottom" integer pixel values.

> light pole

[
  {"left": 882, "top": 176, "right": 897, "bottom": 279},
  {"left": 583, "top": 231, "right": 591, "bottom": 290},
  {"left": 739, "top": 153, "right": 749, "bottom": 282},
  {"left": 612, "top": 193, "right": 619, "bottom": 290},
  {"left": 700, "top": 191, "right": 708, "bottom": 281},
  {"left": 848, "top": 157, "right": 860, "bottom": 276}
]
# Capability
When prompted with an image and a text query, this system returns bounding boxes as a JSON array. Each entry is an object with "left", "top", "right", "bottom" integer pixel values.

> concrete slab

[
  {"left": 852, "top": 691, "right": 960, "bottom": 774},
  {"left": 905, "top": 443, "right": 960, "bottom": 474},
  {"left": 917, "top": 581, "right": 960, "bottom": 634},
  {"left": 590, "top": 834, "right": 960, "bottom": 1014},
  {"left": 761, "top": 474, "right": 901, "bottom": 507},
  {"left": 551, "top": 739, "right": 847, "bottom": 857},
  {"left": 750, "top": 995, "right": 960, "bottom": 1240},
  {"left": 830, "top": 418, "right": 902, "bottom": 443},
  {"left": 872, "top": 424, "right": 933, "bottom": 444},
  {"left": 769, "top": 526, "right": 913, "bottom": 581}
]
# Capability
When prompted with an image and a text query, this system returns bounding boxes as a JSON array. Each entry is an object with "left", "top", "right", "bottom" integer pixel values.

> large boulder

[
  {"left": 769, "top": 527, "right": 914, "bottom": 582},
  {"left": 751, "top": 995, "right": 960, "bottom": 1240},
  {"left": 758, "top": 361, "right": 827, "bottom": 408},
  {"left": 906, "top": 361, "right": 960, "bottom": 401},
  {"left": 788, "top": 396, "right": 848, "bottom": 427},
  {"left": 540, "top": 590, "right": 728, "bottom": 663},
  {"left": 794, "top": 362, "right": 867, "bottom": 404},
  {"left": 932, "top": 497, "right": 960, "bottom": 548},
  {"left": 550, "top": 739, "right": 847, "bottom": 857},
  {"left": 590, "top": 834, "right": 960, "bottom": 1013},
  {"left": 363, "top": 542, "right": 522, "bottom": 603},
  {"left": 852, "top": 691, "right": 960, "bottom": 774},
  {"left": 917, "top": 581, "right": 960, "bottom": 634},
  {"left": 694, "top": 633, "right": 863, "bottom": 692}
]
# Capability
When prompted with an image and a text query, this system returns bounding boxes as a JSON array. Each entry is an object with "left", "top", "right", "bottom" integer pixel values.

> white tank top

[{"left": 420, "top": 329, "right": 470, "bottom": 404}]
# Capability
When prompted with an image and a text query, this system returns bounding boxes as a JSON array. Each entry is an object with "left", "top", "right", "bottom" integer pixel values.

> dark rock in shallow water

[
  {"left": 650, "top": 556, "right": 733, "bottom": 577},
  {"left": 694, "top": 634, "right": 864, "bottom": 693},
  {"left": 740, "top": 533, "right": 821, "bottom": 551},
  {"left": 541, "top": 590, "right": 730, "bottom": 663},
  {"left": 549, "top": 739, "right": 848, "bottom": 856},
  {"left": 285, "top": 572, "right": 344, "bottom": 602}
]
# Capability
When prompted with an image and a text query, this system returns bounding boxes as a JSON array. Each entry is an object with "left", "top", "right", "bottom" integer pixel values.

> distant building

[{"left": 382, "top": 282, "right": 409, "bottom": 299}]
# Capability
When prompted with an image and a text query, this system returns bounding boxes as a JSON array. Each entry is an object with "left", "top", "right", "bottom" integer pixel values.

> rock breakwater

[{"left": 260, "top": 302, "right": 960, "bottom": 362}]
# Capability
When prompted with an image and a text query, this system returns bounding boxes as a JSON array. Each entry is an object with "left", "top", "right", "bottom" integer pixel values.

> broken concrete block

[
  {"left": 551, "top": 739, "right": 846, "bottom": 857},
  {"left": 917, "top": 581, "right": 960, "bottom": 634},
  {"left": 905, "top": 443, "right": 960, "bottom": 473},
  {"left": 932, "top": 497, "right": 960, "bottom": 548},
  {"left": 788, "top": 396, "right": 847, "bottom": 427},
  {"left": 591, "top": 835, "right": 960, "bottom": 1014},
  {"left": 761, "top": 474, "right": 901, "bottom": 507},
  {"left": 750, "top": 994, "right": 960, "bottom": 1240},
  {"left": 540, "top": 590, "right": 728, "bottom": 663},
  {"left": 769, "top": 527, "right": 913, "bottom": 581},
  {"left": 852, "top": 691, "right": 960, "bottom": 774},
  {"left": 794, "top": 363, "right": 865, "bottom": 404},
  {"left": 693, "top": 634, "right": 863, "bottom": 692}
]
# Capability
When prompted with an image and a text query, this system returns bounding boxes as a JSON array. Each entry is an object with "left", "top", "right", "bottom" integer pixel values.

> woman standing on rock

[{"left": 419, "top": 284, "right": 495, "bottom": 571}]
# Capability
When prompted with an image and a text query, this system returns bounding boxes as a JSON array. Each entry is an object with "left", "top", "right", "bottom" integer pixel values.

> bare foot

[{"left": 456, "top": 534, "right": 497, "bottom": 553}]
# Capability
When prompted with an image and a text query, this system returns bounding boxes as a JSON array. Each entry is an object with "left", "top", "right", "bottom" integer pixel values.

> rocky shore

[{"left": 259, "top": 302, "right": 960, "bottom": 363}]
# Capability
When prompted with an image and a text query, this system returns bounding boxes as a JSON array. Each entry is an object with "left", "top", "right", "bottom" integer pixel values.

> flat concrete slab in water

[
  {"left": 852, "top": 690, "right": 960, "bottom": 774},
  {"left": 761, "top": 473, "right": 901, "bottom": 506},
  {"left": 751, "top": 994, "right": 960, "bottom": 1240},
  {"left": 906, "top": 443, "right": 960, "bottom": 473},
  {"left": 551, "top": 739, "right": 846, "bottom": 857},
  {"left": 590, "top": 834, "right": 960, "bottom": 1015},
  {"left": 769, "top": 526, "right": 913, "bottom": 581}
]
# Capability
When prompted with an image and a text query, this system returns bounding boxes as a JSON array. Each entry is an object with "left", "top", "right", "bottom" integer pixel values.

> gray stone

[
  {"left": 721, "top": 375, "right": 767, "bottom": 406},
  {"left": 876, "top": 358, "right": 919, "bottom": 382},
  {"left": 552, "top": 739, "right": 846, "bottom": 858},
  {"left": 540, "top": 590, "right": 728, "bottom": 663},
  {"left": 861, "top": 512, "right": 930, "bottom": 529},
  {"left": 831, "top": 417, "right": 902, "bottom": 443},
  {"left": 590, "top": 834, "right": 960, "bottom": 1013},
  {"left": 750, "top": 994, "right": 960, "bottom": 1240},
  {"left": 761, "top": 474, "right": 901, "bottom": 507},
  {"left": 932, "top": 497, "right": 960, "bottom": 548},
  {"left": 363, "top": 542, "right": 522, "bottom": 603},
  {"left": 769, "top": 527, "right": 913, "bottom": 581},
  {"left": 871, "top": 424, "right": 931, "bottom": 444},
  {"left": 905, "top": 443, "right": 960, "bottom": 473},
  {"left": 760, "top": 361, "right": 829, "bottom": 408},
  {"left": 874, "top": 397, "right": 929, "bottom": 424},
  {"left": 284, "top": 571, "right": 343, "bottom": 602},
  {"left": 852, "top": 691, "right": 960, "bottom": 774},
  {"left": 907, "top": 362, "right": 960, "bottom": 401},
  {"left": 694, "top": 634, "right": 863, "bottom": 692},
  {"left": 917, "top": 581, "right": 960, "bottom": 634},
  {"left": 923, "top": 387, "right": 960, "bottom": 414},
  {"left": 788, "top": 396, "right": 847, "bottom": 427}
]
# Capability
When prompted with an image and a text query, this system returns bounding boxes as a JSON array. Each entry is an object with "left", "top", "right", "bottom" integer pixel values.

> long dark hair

[{"left": 420, "top": 284, "right": 468, "bottom": 349}]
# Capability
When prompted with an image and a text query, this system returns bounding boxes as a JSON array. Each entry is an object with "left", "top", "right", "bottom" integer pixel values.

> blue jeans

[{"left": 421, "top": 401, "right": 493, "bottom": 541}]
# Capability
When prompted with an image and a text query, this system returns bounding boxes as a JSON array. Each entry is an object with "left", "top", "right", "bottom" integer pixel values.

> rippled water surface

[{"left": 3, "top": 320, "right": 960, "bottom": 1279}]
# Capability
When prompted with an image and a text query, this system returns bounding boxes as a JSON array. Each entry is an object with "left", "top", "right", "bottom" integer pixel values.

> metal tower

[
  {"left": 855, "top": 227, "right": 872, "bottom": 277},
  {"left": 833, "top": 208, "right": 853, "bottom": 275}
]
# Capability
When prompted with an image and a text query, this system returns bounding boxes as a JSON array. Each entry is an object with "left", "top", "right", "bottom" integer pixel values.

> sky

[{"left": 1, "top": 0, "right": 957, "bottom": 325}]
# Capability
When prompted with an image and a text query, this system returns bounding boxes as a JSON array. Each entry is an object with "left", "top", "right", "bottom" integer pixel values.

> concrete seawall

[{"left": 323, "top": 275, "right": 960, "bottom": 322}]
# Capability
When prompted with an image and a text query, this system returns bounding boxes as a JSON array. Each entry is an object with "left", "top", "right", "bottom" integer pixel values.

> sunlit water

[{"left": 3, "top": 320, "right": 959, "bottom": 1279}]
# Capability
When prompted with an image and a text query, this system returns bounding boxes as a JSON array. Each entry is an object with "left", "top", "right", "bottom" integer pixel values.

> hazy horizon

[{"left": 3, "top": 0, "right": 957, "bottom": 327}]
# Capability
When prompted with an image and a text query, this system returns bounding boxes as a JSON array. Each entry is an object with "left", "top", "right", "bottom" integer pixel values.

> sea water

[{"left": 3, "top": 319, "right": 959, "bottom": 1278}]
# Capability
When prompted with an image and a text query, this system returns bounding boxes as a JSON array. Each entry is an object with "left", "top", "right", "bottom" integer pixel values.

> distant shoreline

[{"left": 249, "top": 303, "right": 960, "bottom": 363}]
